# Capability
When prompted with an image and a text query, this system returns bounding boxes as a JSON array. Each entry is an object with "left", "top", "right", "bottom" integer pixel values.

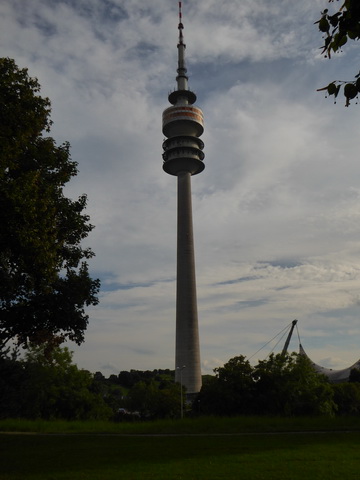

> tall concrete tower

[{"left": 162, "top": 2, "right": 205, "bottom": 395}]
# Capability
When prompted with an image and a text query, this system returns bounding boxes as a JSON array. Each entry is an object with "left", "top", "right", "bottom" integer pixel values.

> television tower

[{"left": 162, "top": 1, "right": 205, "bottom": 395}]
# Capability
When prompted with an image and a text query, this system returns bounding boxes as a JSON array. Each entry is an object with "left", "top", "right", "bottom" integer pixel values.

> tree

[
  {"left": 23, "top": 345, "right": 111, "bottom": 420},
  {"left": 0, "top": 345, "right": 112, "bottom": 420},
  {"left": 0, "top": 356, "right": 28, "bottom": 418},
  {"left": 126, "top": 379, "right": 181, "bottom": 419},
  {"left": 197, "top": 355, "right": 255, "bottom": 416},
  {"left": 0, "top": 58, "right": 100, "bottom": 352},
  {"left": 316, "top": 0, "right": 360, "bottom": 105},
  {"left": 332, "top": 382, "right": 360, "bottom": 415},
  {"left": 349, "top": 367, "right": 360, "bottom": 383},
  {"left": 252, "top": 353, "right": 335, "bottom": 416}
]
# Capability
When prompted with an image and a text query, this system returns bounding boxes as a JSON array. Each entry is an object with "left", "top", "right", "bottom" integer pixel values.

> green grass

[
  {"left": 1, "top": 417, "right": 360, "bottom": 479},
  {"left": 1, "top": 431, "right": 360, "bottom": 479},
  {"left": 1, "top": 415, "right": 360, "bottom": 434}
]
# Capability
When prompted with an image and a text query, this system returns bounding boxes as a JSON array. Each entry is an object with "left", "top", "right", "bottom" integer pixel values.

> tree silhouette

[{"left": 0, "top": 58, "right": 100, "bottom": 352}]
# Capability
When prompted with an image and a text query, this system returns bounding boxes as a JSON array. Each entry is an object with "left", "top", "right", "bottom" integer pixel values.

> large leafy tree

[
  {"left": 316, "top": 0, "right": 360, "bottom": 105},
  {"left": 252, "top": 353, "right": 335, "bottom": 416},
  {"left": 197, "top": 355, "right": 255, "bottom": 416},
  {"left": 0, "top": 58, "right": 100, "bottom": 352}
]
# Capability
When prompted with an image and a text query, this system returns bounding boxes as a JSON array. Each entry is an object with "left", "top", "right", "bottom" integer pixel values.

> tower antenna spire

[
  {"left": 175, "top": 1, "right": 189, "bottom": 94},
  {"left": 178, "top": 1, "right": 184, "bottom": 45}
]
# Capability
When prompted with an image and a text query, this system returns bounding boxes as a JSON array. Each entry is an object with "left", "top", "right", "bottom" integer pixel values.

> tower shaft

[
  {"left": 175, "top": 171, "right": 202, "bottom": 393},
  {"left": 162, "top": 1, "right": 204, "bottom": 395}
]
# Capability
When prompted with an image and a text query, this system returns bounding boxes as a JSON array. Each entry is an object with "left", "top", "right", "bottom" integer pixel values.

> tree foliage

[
  {"left": 316, "top": 0, "right": 360, "bottom": 105},
  {"left": 252, "top": 353, "right": 335, "bottom": 416},
  {"left": 0, "top": 58, "right": 100, "bottom": 351},
  {"left": 0, "top": 345, "right": 111, "bottom": 420},
  {"left": 197, "top": 353, "right": 336, "bottom": 416},
  {"left": 91, "top": 368, "right": 179, "bottom": 420},
  {"left": 126, "top": 379, "right": 181, "bottom": 419},
  {"left": 332, "top": 382, "right": 360, "bottom": 415}
]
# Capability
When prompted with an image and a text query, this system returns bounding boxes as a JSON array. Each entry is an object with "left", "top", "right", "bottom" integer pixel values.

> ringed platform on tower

[{"left": 162, "top": 0, "right": 205, "bottom": 177}]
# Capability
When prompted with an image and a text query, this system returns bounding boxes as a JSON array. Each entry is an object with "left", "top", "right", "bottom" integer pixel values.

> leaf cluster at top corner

[{"left": 316, "top": 0, "right": 360, "bottom": 58}]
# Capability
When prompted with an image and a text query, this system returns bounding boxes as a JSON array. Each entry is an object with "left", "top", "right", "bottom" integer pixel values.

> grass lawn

[
  {"left": 1, "top": 430, "right": 360, "bottom": 479},
  {"left": 2, "top": 415, "right": 360, "bottom": 434}
]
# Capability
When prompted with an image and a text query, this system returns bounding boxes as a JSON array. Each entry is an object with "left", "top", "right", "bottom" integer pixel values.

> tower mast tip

[{"left": 178, "top": 1, "right": 184, "bottom": 45}]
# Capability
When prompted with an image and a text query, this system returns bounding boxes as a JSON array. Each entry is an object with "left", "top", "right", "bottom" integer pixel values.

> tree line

[
  {"left": 197, "top": 353, "right": 360, "bottom": 417},
  {"left": 2, "top": 346, "right": 360, "bottom": 421},
  {"left": 0, "top": 345, "right": 181, "bottom": 421}
]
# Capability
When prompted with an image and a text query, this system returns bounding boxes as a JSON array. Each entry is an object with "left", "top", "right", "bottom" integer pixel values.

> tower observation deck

[
  {"left": 162, "top": 2, "right": 205, "bottom": 177},
  {"left": 162, "top": 2, "right": 204, "bottom": 396}
]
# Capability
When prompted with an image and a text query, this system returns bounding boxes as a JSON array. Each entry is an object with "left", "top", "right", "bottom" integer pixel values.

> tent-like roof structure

[
  {"left": 255, "top": 320, "right": 360, "bottom": 383},
  {"left": 299, "top": 344, "right": 360, "bottom": 383}
]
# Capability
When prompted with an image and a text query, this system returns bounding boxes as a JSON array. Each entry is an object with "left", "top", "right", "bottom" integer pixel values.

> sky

[{"left": 2, "top": 0, "right": 360, "bottom": 376}]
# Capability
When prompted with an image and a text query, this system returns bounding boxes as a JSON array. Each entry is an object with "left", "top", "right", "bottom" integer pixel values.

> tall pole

[
  {"left": 281, "top": 320, "right": 298, "bottom": 357},
  {"left": 162, "top": 2, "right": 205, "bottom": 396}
]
